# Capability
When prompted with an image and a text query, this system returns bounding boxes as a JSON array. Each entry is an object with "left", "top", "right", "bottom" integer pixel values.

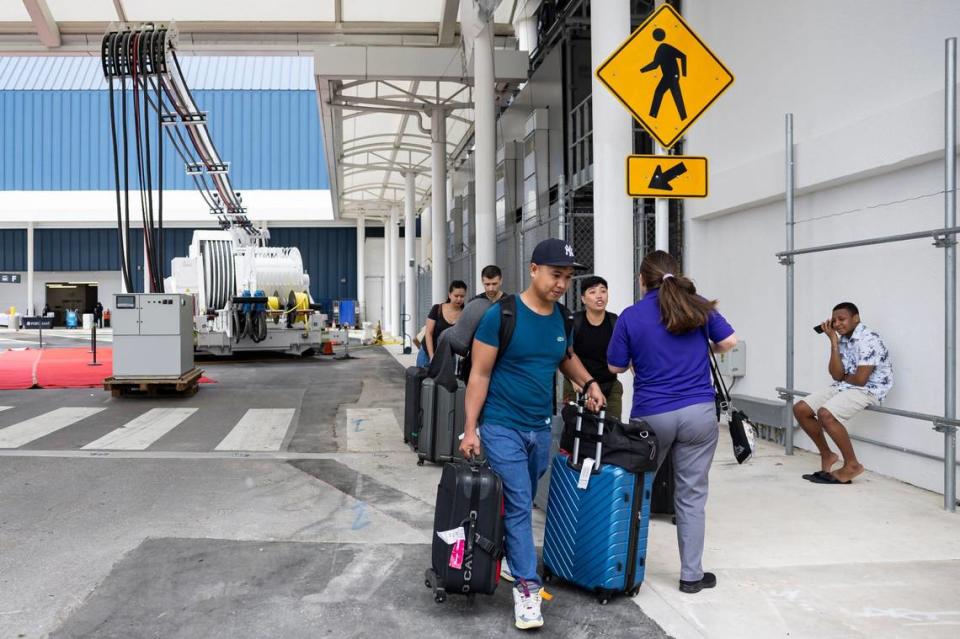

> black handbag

[
  {"left": 560, "top": 402, "right": 658, "bottom": 473},
  {"left": 708, "top": 345, "right": 756, "bottom": 464}
]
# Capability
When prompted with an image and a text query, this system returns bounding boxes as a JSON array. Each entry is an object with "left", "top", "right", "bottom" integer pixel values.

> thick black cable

[
  {"left": 119, "top": 31, "right": 133, "bottom": 289},
  {"left": 155, "top": 30, "right": 164, "bottom": 284},
  {"left": 139, "top": 30, "right": 160, "bottom": 292},
  {"left": 105, "top": 34, "right": 133, "bottom": 293}
]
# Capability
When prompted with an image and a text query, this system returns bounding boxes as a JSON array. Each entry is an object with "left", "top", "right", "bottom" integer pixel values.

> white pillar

[
  {"left": 431, "top": 108, "right": 448, "bottom": 304},
  {"left": 592, "top": 0, "right": 634, "bottom": 420},
  {"left": 516, "top": 15, "right": 538, "bottom": 54},
  {"left": 421, "top": 205, "right": 432, "bottom": 267},
  {"left": 383, "top": 216, "right": 393, "bottom": 334},
  {"left": 472, "top": 16, "right": 497, "bottom": 288},
  {"left": 26, "top": 222, "right": 34, "bottom": 315},
  {"left": 356, "top": 214, "right": 366, "bottom": 322},
  {"left": 389, "top": 206, "right": 400, "bottom": 336},
  {"left": 404, "top": 171, "right": 417, "bottom": 336},
  {"left": 655, "top": 142, "right": 670, "bottom": 251},
  {"left": 143, "top": 232, "right": 152, "bottom": 293}
]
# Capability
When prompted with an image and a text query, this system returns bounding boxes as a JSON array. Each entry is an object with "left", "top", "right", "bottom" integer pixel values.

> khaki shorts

[{"left": 799, "top": 386, "right": 878, "bottom": 426}]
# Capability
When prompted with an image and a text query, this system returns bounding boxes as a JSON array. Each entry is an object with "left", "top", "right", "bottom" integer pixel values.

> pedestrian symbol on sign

[{"left": 641, "top": 28, "right": 687, "bottom": 121}]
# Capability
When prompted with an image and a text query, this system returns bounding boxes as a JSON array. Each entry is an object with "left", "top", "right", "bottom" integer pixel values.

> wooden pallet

[{"left": 104, "top": 367, "right": 203, "bottom": 397}]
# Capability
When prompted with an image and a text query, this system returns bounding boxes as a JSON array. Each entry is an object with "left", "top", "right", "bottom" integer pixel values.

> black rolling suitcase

[
  {"left": 417, "top": 377, "right": 466, "bottom": 465},
  {"left": 403, "top": 366, "right": 428, "bottom": 449},
  {"left": 651, "top": 453, "right": 676, "bottom": 516},
  {"left": 425, "top": 461, "right": 504, "bottom": 602}
]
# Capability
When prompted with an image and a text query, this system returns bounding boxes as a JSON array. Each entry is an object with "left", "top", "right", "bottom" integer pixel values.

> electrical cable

[
  {"left": 119, "top": 31, "right": 133, "bottom": 289},
  {"left": 104, "top": 34, "right": 133, "bottom": 293}
]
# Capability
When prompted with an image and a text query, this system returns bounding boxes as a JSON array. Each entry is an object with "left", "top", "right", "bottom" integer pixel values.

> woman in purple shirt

[{"left": 607, "top": 251, "right": 737, "bottom": 595}]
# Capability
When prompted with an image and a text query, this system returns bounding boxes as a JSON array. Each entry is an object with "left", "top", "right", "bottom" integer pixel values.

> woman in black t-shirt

[
  {"left": 563, "top": 276, "right": 623, "bottom": 419},
  {"left": 424, "top": 280, "right": 468, "bottom": 361}
]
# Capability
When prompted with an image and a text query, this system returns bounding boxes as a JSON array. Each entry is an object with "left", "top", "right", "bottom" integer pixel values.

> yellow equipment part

[{"left": 292, "top": 291, "right": 310, "bottom": 325}]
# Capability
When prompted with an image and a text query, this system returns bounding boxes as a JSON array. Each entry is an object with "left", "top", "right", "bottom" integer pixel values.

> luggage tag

[
  {"left": 448, "top": 539, "right": 465, "bottom": 569},
  {"left": 577, "top": 458, "right": 598, "bottom": 490}
]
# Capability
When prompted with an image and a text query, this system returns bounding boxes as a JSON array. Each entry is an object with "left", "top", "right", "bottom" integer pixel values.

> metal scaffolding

[{"left": 778, "top": 38, "right": 959, "bottom": 512}]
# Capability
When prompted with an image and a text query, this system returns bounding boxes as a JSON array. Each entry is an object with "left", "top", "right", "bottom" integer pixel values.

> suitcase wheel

[
  {"left": 628, "top": 586, "right": 641, "bottom": 597},
  {"left": 542, "top": 567, "right": 553, "bottom": 583},
  {"left": 434, "top": 591, "right": 447, "bottom": 604},
  {"left": 597, "top": 596, "right": 610, "bottom": 605},
  {"left": 417, "top": 458, "right": 425, "bottom": 466}
]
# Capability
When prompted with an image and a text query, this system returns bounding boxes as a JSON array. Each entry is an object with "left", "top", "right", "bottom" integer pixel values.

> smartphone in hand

[{"left": 813, "top": 324, "right": 825, "bottom": 334}]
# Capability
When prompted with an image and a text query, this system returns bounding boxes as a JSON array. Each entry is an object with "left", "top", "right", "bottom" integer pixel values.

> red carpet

[{"left": 0, "top": 347, "right": 214, "bottom": 390}]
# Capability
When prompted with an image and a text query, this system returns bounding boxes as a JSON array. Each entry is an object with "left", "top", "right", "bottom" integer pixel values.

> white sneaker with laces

[
  {"left": 512, "top": 580, "right": 544, "bottom": 630},
  {"left": 500, "top": 560, "right": 515, "bottom": 583}
]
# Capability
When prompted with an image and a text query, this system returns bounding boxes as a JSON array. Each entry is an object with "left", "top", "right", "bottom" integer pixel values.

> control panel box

[
  {"left": 715, "top": 340, "right": 746, "bottom": 378},
  {"left": 113, "top": 293, "right": 194, "bottom": 378}
]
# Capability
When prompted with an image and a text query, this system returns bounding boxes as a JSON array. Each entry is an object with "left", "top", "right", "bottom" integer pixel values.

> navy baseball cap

[{"left": 530, "top": 238, "right": 585, "bottom": 269}]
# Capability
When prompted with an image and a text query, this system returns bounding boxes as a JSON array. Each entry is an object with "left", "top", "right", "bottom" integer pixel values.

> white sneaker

[
  {"left": 512, "top": 580, "right": 544, "bottom": 630},
  {"left": 500, "top": 560, "right": 515, "bottom": 583}
]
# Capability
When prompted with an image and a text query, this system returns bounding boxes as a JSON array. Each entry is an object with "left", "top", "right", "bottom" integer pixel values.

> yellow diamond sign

[{"left": 596, "top": 4, "right": 734, "bottom": 149}]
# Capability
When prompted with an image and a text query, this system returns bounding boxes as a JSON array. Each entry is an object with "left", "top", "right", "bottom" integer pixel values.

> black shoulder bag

[{"left": 707, "top": 338, "right": 756, "bottom": 464}]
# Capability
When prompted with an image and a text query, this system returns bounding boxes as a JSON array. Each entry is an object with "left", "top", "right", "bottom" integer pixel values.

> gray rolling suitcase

[{"left": 418, "top": 378, "right": 466, "bottom": 465}]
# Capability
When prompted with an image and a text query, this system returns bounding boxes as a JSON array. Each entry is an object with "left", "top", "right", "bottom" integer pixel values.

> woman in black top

[
  {"left": 563, "top": 276, "right": 623, "bottom": 419},
  {"left": 424, "top": 280, "right": 468, "bottom": 361}
]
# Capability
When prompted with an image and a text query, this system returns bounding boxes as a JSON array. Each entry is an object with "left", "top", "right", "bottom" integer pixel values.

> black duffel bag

[{"left": 560, "top": 403, "right": 658, "bottom": 474}]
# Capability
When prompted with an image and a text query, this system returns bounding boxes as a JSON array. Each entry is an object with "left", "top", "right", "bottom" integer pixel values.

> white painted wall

[{"left": 683, "top": 0, "right": 960, "bottom": 494}]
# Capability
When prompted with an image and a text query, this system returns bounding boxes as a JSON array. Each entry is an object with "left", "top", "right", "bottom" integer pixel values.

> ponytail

[{"left": 640, "top": 250, "right": 717, "bottom": 334}]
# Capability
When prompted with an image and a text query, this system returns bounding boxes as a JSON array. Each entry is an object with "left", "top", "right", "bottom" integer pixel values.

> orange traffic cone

[{"left": 322, "top": 341, "right": 335, "bottom": 355}]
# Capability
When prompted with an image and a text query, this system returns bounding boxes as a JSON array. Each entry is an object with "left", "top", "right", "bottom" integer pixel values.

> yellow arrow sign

[
  {"left": 626, "top": 155, "right": 708, "bottom": 198},
  {"left": 596, "top": 4, "right": 734, "bottom": 149}
]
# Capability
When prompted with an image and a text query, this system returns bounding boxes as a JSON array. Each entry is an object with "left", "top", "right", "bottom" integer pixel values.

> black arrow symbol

[{"left": 648, "top": 162, "right": 688, "bottom": 191}]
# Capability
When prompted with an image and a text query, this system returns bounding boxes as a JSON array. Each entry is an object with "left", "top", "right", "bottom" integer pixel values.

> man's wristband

[{"left": 582, "top": 379, "right": 597, "bottom": 395}]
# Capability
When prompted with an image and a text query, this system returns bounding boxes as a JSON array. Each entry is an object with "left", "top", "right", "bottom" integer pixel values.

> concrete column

[
  {"left": 516, "top": 15, "right": 538, "bottom": 54},
  {"left": 472, "top": 17, "right": 497, "bottom": 288},
  {"left": 383, "top": 216, "right": 393, "bottom": 334},
  {"left": 431, "top": 108, "right": 448, "bottom": 304},
  {"left": 591, "top": 0, "right": 634, "bottom": 420},
  {"left": 421, "top": 205, "right": 432, "bottom": 267},
  {"left": 389, "top": 206, "right": 400, "bottom": 336},
  {"left": 26, "top": 222, "right": 34, "bottom": 315},
  {"left": 144, "top": 232, "right": 152, "bottom": 293},
  {"left": 404, "top": 171, "right": 417, "bottom": 336},
  {"left": 356, "top": 214, "right": 366, "bottom": 322}
]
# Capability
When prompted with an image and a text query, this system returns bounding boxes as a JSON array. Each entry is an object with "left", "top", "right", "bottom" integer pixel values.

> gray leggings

[{"left": 639, "top": 402, "right": 719, "bottom": 582}]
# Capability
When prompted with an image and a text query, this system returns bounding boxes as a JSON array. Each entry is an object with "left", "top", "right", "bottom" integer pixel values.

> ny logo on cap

[{"left": 564, "top": 244, "right": 575, "bottom": 257}]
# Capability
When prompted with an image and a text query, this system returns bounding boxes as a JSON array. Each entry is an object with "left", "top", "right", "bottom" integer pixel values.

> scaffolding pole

[
  {"left": 943, "top": 37, "right": 957, "bottom": 512},
  {"left": 783, "top": 113, "right": 796, "bottom": 456}
]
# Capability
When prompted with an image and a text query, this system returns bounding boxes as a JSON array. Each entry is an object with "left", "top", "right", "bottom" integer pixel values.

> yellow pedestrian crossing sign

[
  {"left": 626, "top": 155, "right": 708, "bottom": 198},
  {"left": 596, "top": 4, "right": 734, "bottom": 149}
]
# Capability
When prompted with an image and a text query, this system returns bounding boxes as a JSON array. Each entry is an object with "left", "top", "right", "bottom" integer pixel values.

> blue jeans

[
  {"left": 416, "top": 347, "right": 430, "bottom": 368},
  {"left": 480, "top": 422, "right": 552, "bottom": 586}
]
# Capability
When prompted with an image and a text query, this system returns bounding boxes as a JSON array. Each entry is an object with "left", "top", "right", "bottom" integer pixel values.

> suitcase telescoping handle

[{"left": 570, "top": 399, "right": 604, "bottom": 471}]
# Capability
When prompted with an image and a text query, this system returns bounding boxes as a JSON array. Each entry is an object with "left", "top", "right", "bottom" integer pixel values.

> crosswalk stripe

[
  {"left": 82, "top": 408, "right": 198, "bottom": 450},
  {"left": 0, "top": 407, "right": 106, "bottom": 448},
  {"left": 215, "top": 408, "right": 296, "bottom": 451},
  {"left": 0, "top": 406, "right": 12, "bottom": 413}
]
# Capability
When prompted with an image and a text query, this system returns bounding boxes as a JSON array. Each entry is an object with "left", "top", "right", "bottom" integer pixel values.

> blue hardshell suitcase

[{"left": 541, "top": 407, "right": 654, "bottom": 604}]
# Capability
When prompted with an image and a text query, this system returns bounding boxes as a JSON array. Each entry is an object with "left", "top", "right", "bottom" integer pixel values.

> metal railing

[{"left": 779, "top": 38, "right": 958, "bottom": 511}]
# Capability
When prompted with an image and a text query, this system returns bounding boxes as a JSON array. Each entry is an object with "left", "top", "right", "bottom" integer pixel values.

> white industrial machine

[
  {"left": 113, "top": 293, "right": 193, "bottom": 378},
  {"left": 164, "top": 228, "right": 327, "bottom": 356},
  {"left": 101, "top": 25, "right": 330, "bottom": 357}
]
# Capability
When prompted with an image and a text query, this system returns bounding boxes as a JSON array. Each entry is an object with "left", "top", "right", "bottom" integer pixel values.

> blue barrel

[{"left": 66, "top": 310, "right": 78, "bottom": 328}]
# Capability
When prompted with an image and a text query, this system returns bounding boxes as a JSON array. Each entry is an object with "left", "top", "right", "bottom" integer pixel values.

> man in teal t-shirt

[{"left": 459, "top": 239, "right": 604, "bottom": 631}]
